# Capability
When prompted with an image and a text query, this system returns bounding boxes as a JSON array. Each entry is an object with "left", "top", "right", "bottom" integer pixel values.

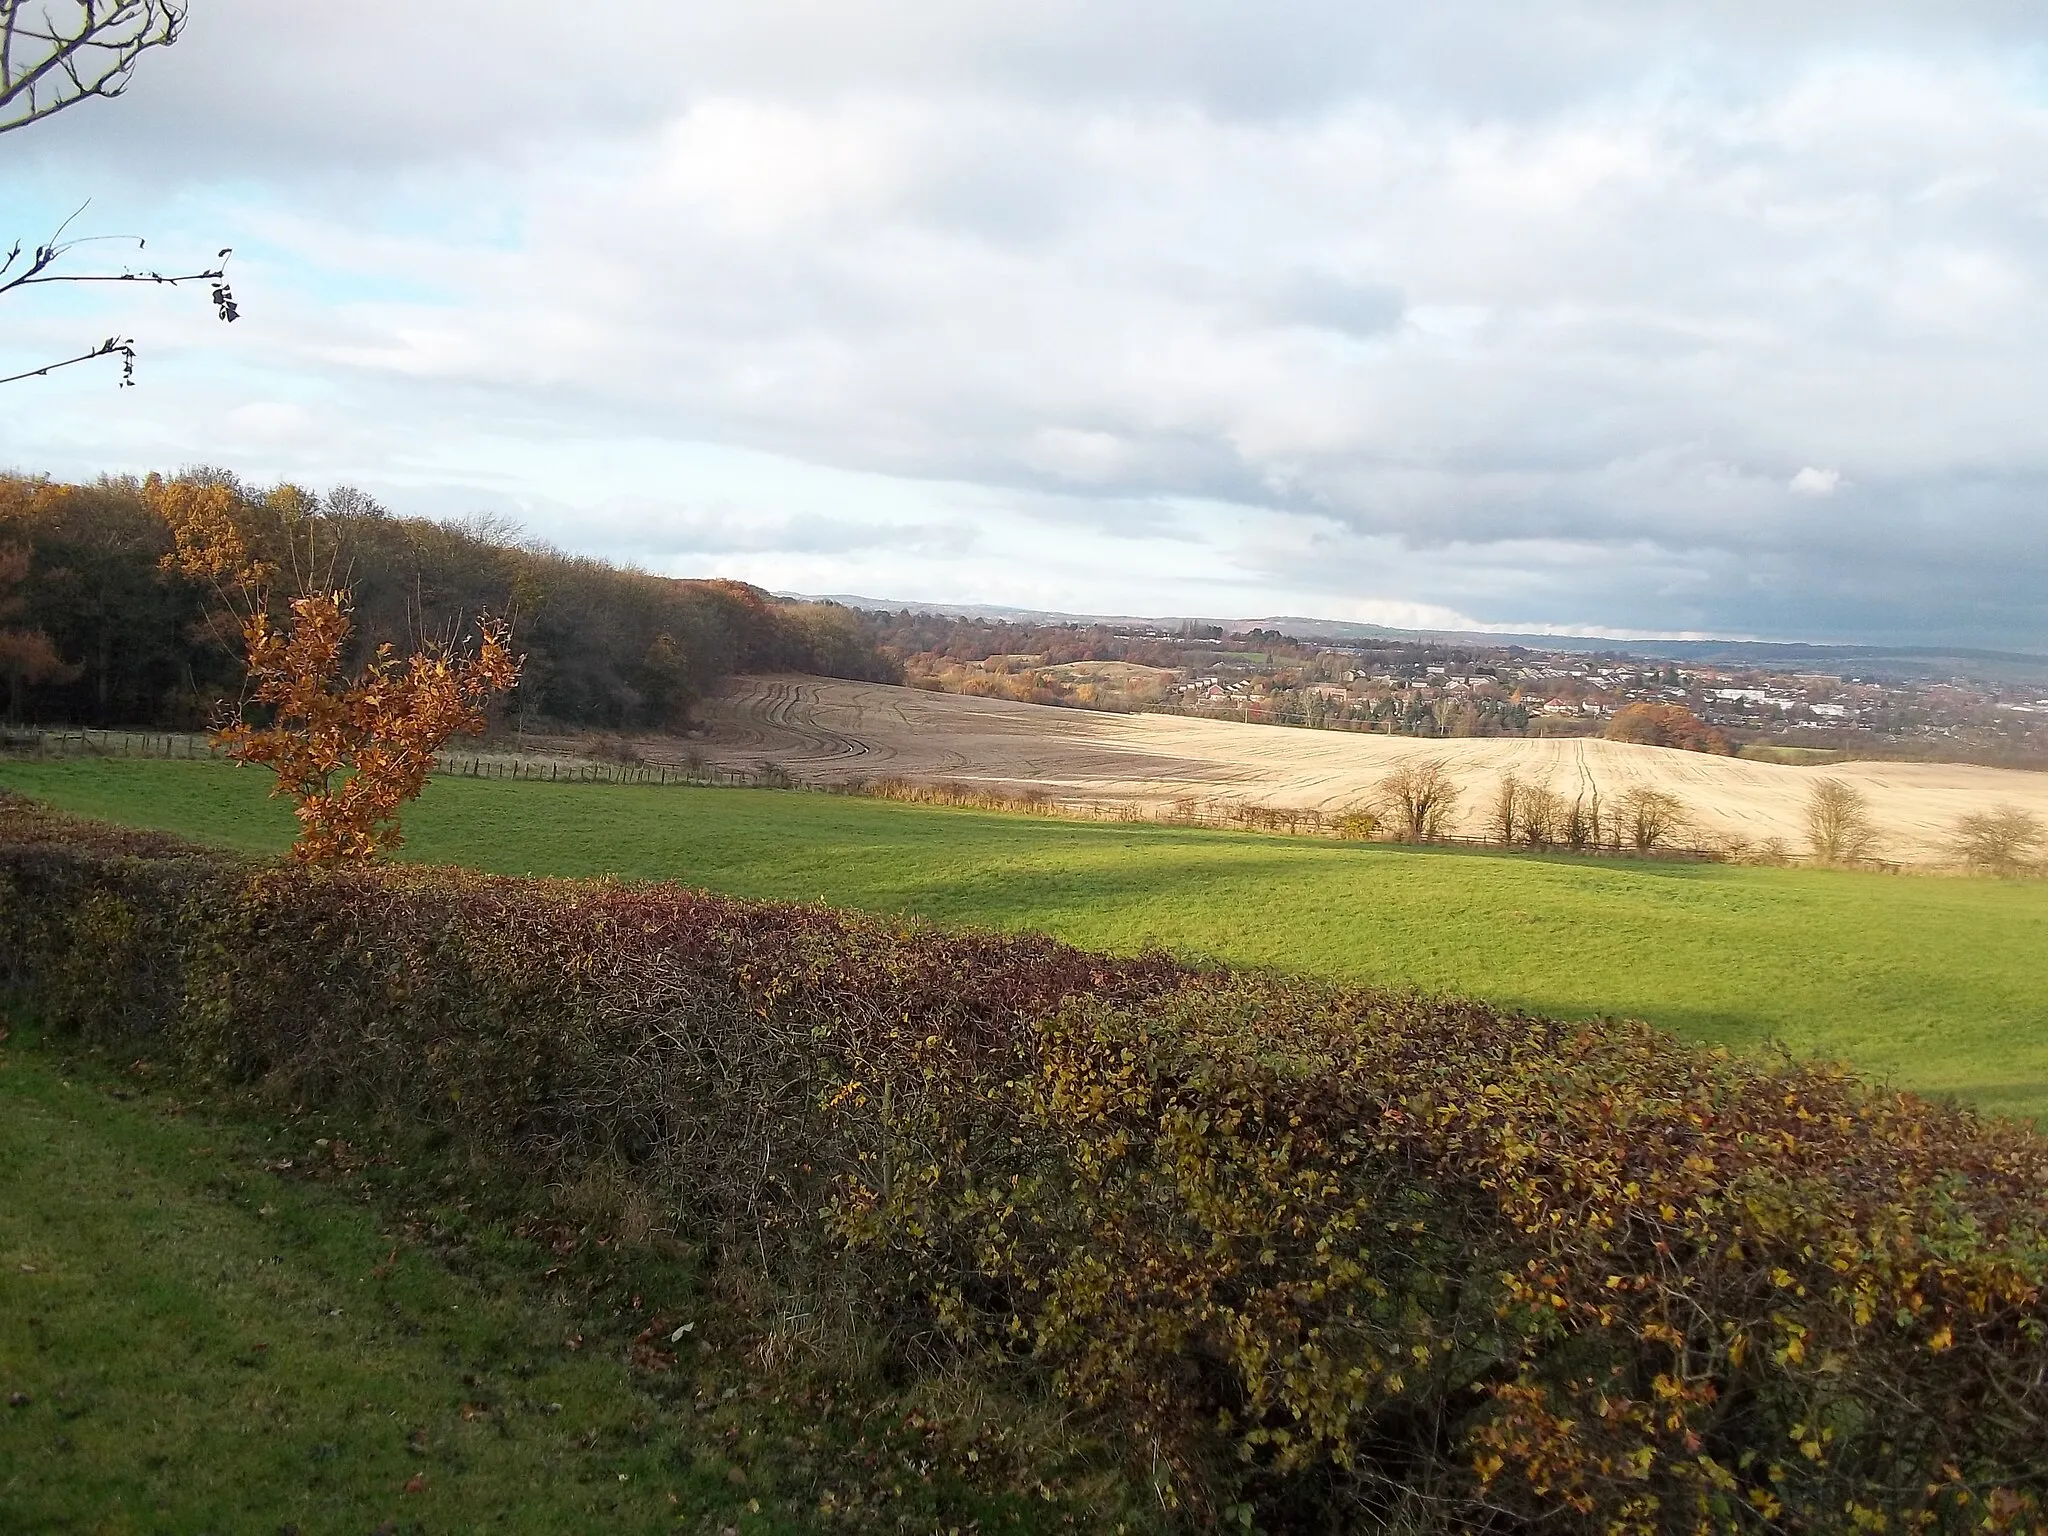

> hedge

[{"left": 3, "top": 790, "right": 2046, "bottom": 1534}]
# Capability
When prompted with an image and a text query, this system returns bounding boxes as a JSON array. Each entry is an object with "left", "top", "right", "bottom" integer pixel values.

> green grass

[
  {"left": 1736, "top": 743, "right": 1844, "bottom": 765},
  {"left": 0, "top": 1030, "right": 738, "bottom": 1532},
  {"left": 7, "top": 756, "right": 2048, "bottom": 1118},
  {"left": 0, "top": 1021, "right": 1133, "bottom": 1533}
]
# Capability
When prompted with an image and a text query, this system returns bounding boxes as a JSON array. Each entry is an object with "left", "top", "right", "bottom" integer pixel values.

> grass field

[
  {"left": 5, "top": 756, "right": 2047, "bottom": 1118},
  {"left": 0, "top": 1032, "right": 732, "bottom": 1533},
  {"left": 0, "top": 1022, "right": 1125, "bottom": 1533},
  {"left": 698, "top": 675, "right": 2048, "bottom": 867}
]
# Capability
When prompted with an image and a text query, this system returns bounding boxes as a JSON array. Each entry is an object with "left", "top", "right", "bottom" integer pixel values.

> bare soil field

[{"left": 690, "top": 676, "right": 2048, "bottom": 866}]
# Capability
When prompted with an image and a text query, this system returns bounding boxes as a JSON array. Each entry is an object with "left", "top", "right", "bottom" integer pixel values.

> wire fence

[
  {"left": 0, "top": 724, "right": 1729, "bottom": 861},
  {"left": 432, "top": 752, "right": 790, "bottom": 789},
  {"left": 0, "top": 727, "right": 219, "bottom": 759},
  {"left": 0, "top": 725, "right": 794, "bottom": 790}
]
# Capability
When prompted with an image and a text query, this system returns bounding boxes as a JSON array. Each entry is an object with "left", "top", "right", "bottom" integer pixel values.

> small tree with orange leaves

[{"left": 152, "top": 473, "right": 520, "bottom": 862}]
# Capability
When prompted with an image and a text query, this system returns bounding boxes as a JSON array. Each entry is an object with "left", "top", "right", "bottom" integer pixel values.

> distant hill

[{"left": 803, "top": 593, "right": 2048, "bottom": 686}]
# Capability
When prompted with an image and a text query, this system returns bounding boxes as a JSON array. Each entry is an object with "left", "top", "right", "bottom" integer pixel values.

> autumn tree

[
  {"left": 0, "top": 541, "right": 79, "bottom": 717},
  {"left": 1604, "top": 701, "right": 1731, "bottom": 755},
  {"left": 2, "top": 0, "right": 237, "bottom": 387},
  {"left": 154, "top": 473, "right": 520, "bottom": 862},
  {"left": 1948, "top": 804, "right": 2045, "bottom": 877},
  {"left": 1803, "top": 778, "right": 1879, "bottom": 866},
  {"left": 1333, "top": 805, "right": 1380, "bottom": 840},
  {"left": 634, "top": 631, "right": 690, "bottom": 725},
  {"left": 1377, "top": 758, "right": 1461, "bottom": 842}
]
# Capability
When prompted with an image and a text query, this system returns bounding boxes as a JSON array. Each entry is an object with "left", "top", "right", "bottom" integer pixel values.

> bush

[
  {"left": 1950, "top": 806, "right": 2046, "bottom": 878},
  {"left": 1806, "top": 779, "right": 1882, "bottom": 866},
  {"left": 5, "top": 789, "right": 2048, "bottom": 1532},
  {"left": 1378, "top": 759, "right": 1461, "bottom": 842}
]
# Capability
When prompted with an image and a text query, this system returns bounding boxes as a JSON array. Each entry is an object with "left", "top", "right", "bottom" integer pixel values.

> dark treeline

[
  {"left": 0, "top": 472, "right": 898, "bottom": 731},
  {"left": 870, "top": 612, "right": 1218, "bottom": 669},
  {"left": 870, "top": 611, "right": 1506, "bottom": 674}
]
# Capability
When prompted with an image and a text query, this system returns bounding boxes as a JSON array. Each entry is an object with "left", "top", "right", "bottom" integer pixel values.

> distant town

[{"left": 863, "top": 609, "right": 2048, "bottom": 768}]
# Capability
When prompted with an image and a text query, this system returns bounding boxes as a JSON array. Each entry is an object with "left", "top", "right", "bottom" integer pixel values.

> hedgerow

[{"left": 4, "top": 789, "right": 2046, "bottom": 1533}]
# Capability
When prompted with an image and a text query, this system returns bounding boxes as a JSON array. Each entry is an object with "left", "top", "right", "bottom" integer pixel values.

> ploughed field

[
  {"left": 691, "top": 675, "right": 2048, "bottom": 867},
  {"left": 5, "top": 756, "right": 2046, "bottom": 1119}
]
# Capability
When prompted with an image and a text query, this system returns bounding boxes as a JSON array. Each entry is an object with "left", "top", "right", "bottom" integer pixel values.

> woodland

[{"left": 0, "top": 471, "right": 898, "bottom": 732}]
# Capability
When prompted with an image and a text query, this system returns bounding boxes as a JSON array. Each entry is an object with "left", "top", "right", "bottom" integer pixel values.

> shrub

[
  {"left": 1950, "top": 806, "right": 2046, "bottom": 878},
  {"left": 1617, "top": 785, "right": 1692, "bottom": 853},
  {"left": 1378, "top": 759, "right": 1461, "bottom": 842},
  {"left": 1333, "top": 806, "right": 1380, "bottom": 840},
  {"left": 1806, "top": 779, "right": 1881, "bottom": 866},
  {"left": 5, "top": 790, "right": 2048, "bottom": 1532}
]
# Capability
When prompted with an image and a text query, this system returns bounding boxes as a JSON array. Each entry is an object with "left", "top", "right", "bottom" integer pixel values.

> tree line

[{"left": 0, "top": 471, "right": 898, "bottom": 732}]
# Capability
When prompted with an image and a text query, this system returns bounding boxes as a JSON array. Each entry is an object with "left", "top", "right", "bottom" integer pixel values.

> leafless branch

[
  {"left": 1, "top": 0, "right": 183, "bottom": 135},
  {"left": 1, "top": 203, "right": 237, "bottom": 385},
  {"left": 0, "top": 333, "right": 134, "bottom": 385}
]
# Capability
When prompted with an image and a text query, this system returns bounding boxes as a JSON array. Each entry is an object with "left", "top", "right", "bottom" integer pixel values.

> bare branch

[
  {"left": 0, "top": 333, "right": 135, "bottom": 385},
  {"left": 1, "top": 206, "right": 237, "bottom": 386},
  {"left": 0, "top": 10, "right": 231, "bottom": 388},
  {"left": 1, "top": 0, "right": 184, "bottom": 135}
]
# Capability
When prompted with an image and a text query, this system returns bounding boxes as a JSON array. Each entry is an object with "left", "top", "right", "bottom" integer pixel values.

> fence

[
  {"left": 430, "top": 752, "right": 790, "bottom": 789},
  {"left": 0, "top": 726, "right": 794, "bottom": 791},
  {"left": 1, "top": 725, "right": 1726, "bottom": 861},
  {"left": 0, "top": 727, "right": 219, "bottom": 759}
]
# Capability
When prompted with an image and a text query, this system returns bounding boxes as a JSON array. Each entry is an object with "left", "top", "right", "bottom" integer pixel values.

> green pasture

[
  {"left": 0, "top": 1037, "right": 733, "bottom": 1532},
  {"left": 0, "top": 1025, "right": 1121, "bottom": 1533},
  {"left": 6, "top": 756, "right": 2048, "bottom": 1118}
]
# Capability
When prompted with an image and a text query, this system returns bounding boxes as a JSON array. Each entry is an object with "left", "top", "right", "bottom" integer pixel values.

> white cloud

[
  {"left": 0, "top": 3, "right": 2045, "bottom": 644},
  {"left": 1789, "top": 466, "right": 1843, "bottom": 496}
]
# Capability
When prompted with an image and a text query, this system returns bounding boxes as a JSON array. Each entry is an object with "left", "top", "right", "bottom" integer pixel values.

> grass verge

[
  {"left": 0, "top": 1018, "right": 1140, "bottom": 1534},
  {"left": 4, "top": 756, "right": 2047, "bottom": 1118}
]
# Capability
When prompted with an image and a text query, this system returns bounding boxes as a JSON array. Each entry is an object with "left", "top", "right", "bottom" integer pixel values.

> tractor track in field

[{"left": 669, "top": 675, "right": 2048, "bottom": 866}]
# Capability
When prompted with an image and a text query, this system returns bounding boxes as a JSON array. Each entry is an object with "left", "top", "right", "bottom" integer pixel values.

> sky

[{"left": 3, "top": 2, "right": 2047, "bottom": 647}]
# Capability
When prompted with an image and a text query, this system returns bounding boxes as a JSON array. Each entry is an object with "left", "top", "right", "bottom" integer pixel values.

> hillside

[
  {"left": 8, "top": 758, "right": 2046, "bottom": 1117},
  {"left": 690, "top": 676, "right": 2048, "bottom": 868},
  {"left": 0, "top": 472, "right": 896, "bottom": 733}
]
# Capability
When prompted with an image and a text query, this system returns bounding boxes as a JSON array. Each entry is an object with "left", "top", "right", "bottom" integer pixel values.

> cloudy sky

[{"left": 3, "top": 2, "right": 2046, "bottom": 645}]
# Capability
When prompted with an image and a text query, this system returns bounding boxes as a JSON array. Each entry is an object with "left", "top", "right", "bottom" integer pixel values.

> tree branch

[
  {"left": 1, "top": 8, "right": 230, "bottom": 388},
  {"left": 1, "top": 0, "right": 184, "bottom": 136},
  {"left": 0, "top": 334, "right": 135, "bottom": 386},
  {"left": 1, "top": 206, "right": 237, "bottom": 386}
]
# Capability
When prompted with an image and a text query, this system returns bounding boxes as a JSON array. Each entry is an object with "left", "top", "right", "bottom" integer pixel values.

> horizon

[{"left": 4, "top": 3, "right": 2047, "bottom": 648}]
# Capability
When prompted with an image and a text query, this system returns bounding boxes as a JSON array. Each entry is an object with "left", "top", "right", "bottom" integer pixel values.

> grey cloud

[
  {"left": 1270, "top": 272, "right": 1406, "bottom": 338},
  {"left": 4, "top": 3, "right": 2047, "bottom": 644},
  {"left": 12, "top": 1, "right": 2045, "bottom": 179}
]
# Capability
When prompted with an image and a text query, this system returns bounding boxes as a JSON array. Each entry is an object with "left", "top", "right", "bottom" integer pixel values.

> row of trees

[
  {"left": 1361, "top": 762, "right": 1696, "bottom": 853},
  {"left": 1366, "top": 763, "right": 2047, "bottom": 875},
  {"left": 0, "top": 472, "right": 899, "bottom": 734},
  {"left": 1806, "top": 778, "right": 2047, "bottom": 875}
]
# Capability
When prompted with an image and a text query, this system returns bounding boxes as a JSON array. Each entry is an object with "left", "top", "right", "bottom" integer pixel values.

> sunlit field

[{"left": 5, "top": 756, "right": 2046, "bottom": 1117}]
